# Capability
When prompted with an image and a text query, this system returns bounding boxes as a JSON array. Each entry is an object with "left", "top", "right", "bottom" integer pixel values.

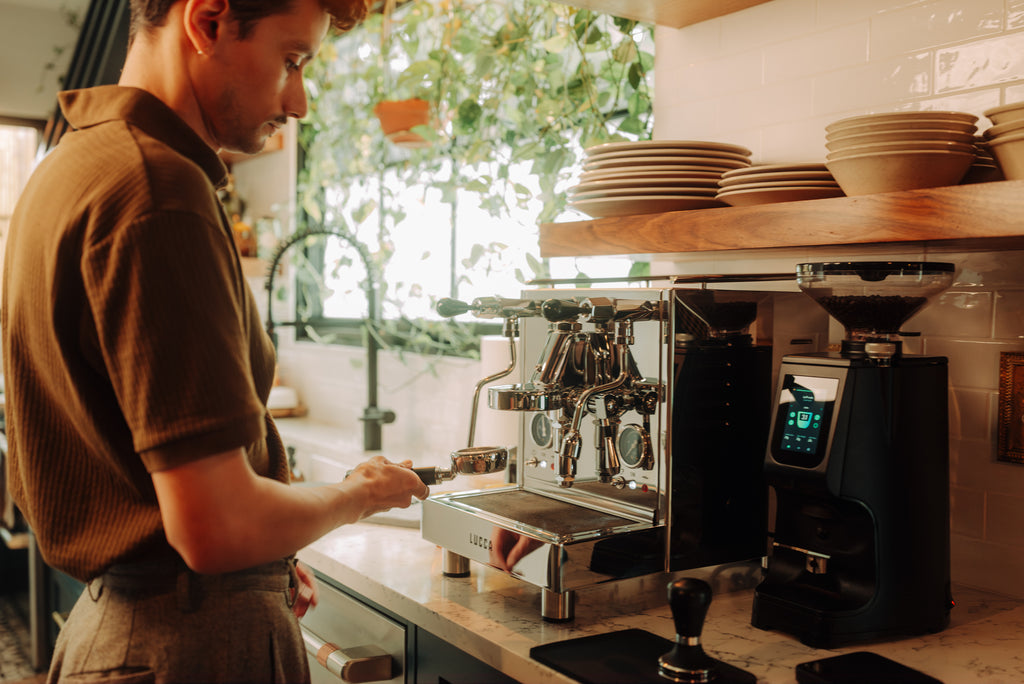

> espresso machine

[
  {"left": 421, "top": 282, "right": 795, "bottom": 620},
  {"left": 752, "top": 261, "right": 955, "bottom": 647}
]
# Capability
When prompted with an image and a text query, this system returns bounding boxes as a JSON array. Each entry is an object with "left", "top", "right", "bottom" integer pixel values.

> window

[
  {"left": 293, "top": 0, "right": 654, "bottom": 354},
  {"left": 0, "top": 122, "right": 42, "bottom": 291}
]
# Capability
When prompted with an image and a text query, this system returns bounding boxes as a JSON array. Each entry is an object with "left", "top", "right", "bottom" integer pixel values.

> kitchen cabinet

[
  {"left": 538, "top": 179, "right": 1024, "bottom": 258},
  {"left": 556, "top": 0, "right": 772, "bottom": 28},
  {"left": 304, "top": 570, "right": 518, "bottom": 684}
]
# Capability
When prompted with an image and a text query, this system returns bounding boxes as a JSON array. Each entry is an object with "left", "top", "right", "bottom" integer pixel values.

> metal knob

[
  {"left": 436, "top": 297, "right": 471, "bottom": 317},
  {"left": 541, "top": 298, "right": 587, "bottom": 321}
]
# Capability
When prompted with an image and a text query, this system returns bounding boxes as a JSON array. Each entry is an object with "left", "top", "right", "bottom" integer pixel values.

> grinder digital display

[{"left": 772, "top": 374, "right": 839, "bottom": 468}]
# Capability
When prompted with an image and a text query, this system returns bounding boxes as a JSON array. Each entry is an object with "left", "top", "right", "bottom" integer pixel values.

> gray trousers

[{"left": 47, "top": 559, "right": 310, "bottom": 683}]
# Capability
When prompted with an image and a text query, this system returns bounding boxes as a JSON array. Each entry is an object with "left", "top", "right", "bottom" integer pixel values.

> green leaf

[
  {"left": 351, "top": 200, "right": 377, "bottom": 224},
  {"left": 627, "top": 261, "right": 650, "bottom": 278},
  {"left": 541, "top": 34, "right": 569, "bottom": 53},
  {"left": 456, "top": 99, "right": 483, "bottom": 128},
  {"left": 627, "top": 62, "right": 643, "bottom": 89},
  {"left": 613, "top": 40, "right": 638, "bottom": 64}
]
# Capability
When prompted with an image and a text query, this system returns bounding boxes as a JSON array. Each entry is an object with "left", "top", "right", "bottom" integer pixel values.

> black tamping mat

[{"left": 530, "top": 628, "right": 756, "bottom": 684}]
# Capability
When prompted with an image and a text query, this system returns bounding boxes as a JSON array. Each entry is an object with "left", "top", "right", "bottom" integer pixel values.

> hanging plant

[
  {"left": 302, "top": 0, "right": 654, "bottom": 223},
  {"left": 370, "top": 0, "right": 438, "bottom": 147},
  {"left": 294, "top": 0, "right": 654, "bottom": 355}
]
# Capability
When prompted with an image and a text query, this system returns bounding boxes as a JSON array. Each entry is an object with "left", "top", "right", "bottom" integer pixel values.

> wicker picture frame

[{"left": 997, "top": 351, "right": 1024, "bottom": 464}]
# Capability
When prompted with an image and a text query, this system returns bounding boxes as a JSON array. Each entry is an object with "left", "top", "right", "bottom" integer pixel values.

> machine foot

[
  {"left": 442, "top": 550, "right": 470, "bottom": 577},
  {"left": 541, "top": 589, "right": 575, "bottom": 622}
]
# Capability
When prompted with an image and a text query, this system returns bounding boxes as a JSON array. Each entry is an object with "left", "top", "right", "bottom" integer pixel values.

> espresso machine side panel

[{"left": 667, "top": 340, "right": 772, "bottom": 569}]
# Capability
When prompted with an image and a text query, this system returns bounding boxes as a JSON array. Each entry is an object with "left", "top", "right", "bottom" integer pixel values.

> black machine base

[{"left": 751, "top": 588, "right": 951, "bottom": 649}]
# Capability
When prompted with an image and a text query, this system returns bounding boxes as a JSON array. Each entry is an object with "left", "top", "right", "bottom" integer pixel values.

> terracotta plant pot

[{"left": 372, "top": 98, "right": 432, "bottom": 148}]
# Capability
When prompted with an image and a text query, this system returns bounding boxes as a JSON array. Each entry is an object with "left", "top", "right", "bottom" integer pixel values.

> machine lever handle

[
  {"left": 436, "top": 298, "right": 471, "bottom": 317},
  {"left": 541, "top": 298, "right": 587, "bottom": 322}
]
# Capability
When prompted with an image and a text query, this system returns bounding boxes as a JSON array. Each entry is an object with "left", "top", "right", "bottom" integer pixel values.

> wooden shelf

[
  {"left": 561, "top": 0, "right": 772, "bottom": 28},
  {"left": 538, "top": 180, "right": 1024, "bottom": 258}
]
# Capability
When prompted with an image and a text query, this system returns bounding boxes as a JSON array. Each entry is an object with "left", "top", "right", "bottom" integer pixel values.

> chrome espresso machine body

[{"left": 422, "top": 285, "right": 803, "bottom": 620}]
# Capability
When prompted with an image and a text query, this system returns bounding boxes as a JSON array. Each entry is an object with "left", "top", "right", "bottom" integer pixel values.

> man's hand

[
  {"left": 341, "top": 456, "right": 430, "bottom": 519},
  {"left": 291, "top": 561, "right": 319, "bottom": 618},
  {"left": 489, "top": 528, "right": 543, "bottom": 572}
]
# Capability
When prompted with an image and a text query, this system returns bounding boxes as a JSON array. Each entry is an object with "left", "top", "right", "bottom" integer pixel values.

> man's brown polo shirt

[{"left": 2, "top": 86, "right": 287, "bottom": 580}]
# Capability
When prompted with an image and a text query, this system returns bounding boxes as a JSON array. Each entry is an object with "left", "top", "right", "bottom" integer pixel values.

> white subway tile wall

[
  {"left": 275, "top": 341, "right": 483, "bottom": 458},
  {"left": 653, "top": 0, "right": 1024, "bottom": 597}
]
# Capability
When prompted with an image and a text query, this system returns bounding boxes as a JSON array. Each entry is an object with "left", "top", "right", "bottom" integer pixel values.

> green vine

[{"left": 294, "top": 0, "right": 654, "bottom": 356}]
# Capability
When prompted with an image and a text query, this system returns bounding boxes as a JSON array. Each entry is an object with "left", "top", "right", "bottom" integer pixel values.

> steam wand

[{"left": 436, "top": 297, "right": 531, "bottom": 447}]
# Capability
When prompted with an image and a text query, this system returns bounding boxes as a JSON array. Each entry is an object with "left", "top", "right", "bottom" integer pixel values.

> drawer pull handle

[{"left": 301, "top": 627, "right": 393, "bottom": 682}]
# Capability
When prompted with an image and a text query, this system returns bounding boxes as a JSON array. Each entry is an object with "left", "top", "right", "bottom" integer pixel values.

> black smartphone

[{"left": 796, "top": 651, "right": 943, "bottom": 684}]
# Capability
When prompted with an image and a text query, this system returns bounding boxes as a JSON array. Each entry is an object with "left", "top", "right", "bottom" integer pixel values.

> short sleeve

[{"left": 81, "top": 208, "right": 265, "bottom": 472}]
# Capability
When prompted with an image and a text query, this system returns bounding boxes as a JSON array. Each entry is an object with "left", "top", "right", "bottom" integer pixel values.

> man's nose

[{"left": 285, "top": 78, "right": 308, "bottom": 120}]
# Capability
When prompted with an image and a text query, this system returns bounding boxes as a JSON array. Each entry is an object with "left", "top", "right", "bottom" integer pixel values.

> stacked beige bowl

[
  {"left": 962, "top": 136, "right": 1004, "bottom": 184},
  {"left": 569, "top": 140, "right": 752, "bottom": 218},
  {"left": 982, "top": 101, "right": 1024, "bottom": 180},
  {"left": 824, "top": 111, "right": 978, "bottom": 195}
]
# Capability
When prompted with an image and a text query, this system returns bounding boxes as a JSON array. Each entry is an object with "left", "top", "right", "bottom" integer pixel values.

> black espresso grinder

[{"left": 751, "top": 261, "right": 956, "bottom": 647}]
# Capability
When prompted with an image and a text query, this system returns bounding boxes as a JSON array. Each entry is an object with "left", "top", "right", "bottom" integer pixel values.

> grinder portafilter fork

[{"left": 659, "top": 578, "right": 756, "bottom": 684}]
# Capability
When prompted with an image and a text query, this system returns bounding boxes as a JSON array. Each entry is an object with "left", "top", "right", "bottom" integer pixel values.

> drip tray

[{"left": 445, "top": 489, "right": 645, "bottom": 540}]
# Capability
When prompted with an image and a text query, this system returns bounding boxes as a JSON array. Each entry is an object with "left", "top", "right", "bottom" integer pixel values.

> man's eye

[{"left": 286, "top": 59, "right": 300, "bottom": 72}]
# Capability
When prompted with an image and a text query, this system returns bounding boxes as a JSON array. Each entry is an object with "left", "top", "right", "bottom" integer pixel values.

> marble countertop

[
  {"left": 279, "top": 417, "right": 1024, "bottom": 683},
  {"left": 298, "top": 518, "right": 1024, "bottom": 684}
]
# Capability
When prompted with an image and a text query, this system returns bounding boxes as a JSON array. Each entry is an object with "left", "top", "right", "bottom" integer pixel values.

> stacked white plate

[
  {"left": 823, "top": 111, "right": 979, "bottom": 195},
  {"left": 568, "top": 140, "right": 752, "bottom": 218},
  {"left": 716, "top": 163, "right": 844, "bottom": 206}
]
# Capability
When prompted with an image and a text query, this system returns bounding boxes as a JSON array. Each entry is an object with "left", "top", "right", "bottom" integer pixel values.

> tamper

[{"left": 658, "top": 578, "right": 755, "bottom": 683}]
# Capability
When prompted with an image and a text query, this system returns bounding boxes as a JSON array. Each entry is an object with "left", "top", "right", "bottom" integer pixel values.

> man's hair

[{"left": 129, "top": 0, "right": 370, "bottom": 44}]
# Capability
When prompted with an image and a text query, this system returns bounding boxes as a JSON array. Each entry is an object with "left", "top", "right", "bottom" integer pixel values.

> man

[{"left": 2, "top": 0, "right": 429, "bottom": 681}]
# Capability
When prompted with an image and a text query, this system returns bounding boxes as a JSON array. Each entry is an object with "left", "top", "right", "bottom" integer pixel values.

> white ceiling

[
  {"left": 0, "top": 0, "right": 92, "bottom": 120},
  {"left": 0, "top": 0, "right": 87, "bottom": 10}
]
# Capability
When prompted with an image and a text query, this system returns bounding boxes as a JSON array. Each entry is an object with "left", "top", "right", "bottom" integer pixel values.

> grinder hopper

[{"left": 795, "top": 261, "right": 954, "bottom": 359}]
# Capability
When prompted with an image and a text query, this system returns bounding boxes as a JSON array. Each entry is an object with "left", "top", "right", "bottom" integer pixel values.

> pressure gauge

[
  {"left": 618, "top": 423, "right": 653, "bottom": 469},
  {"left": 530, "top": 413, "right": 553, "bottom": 448}
]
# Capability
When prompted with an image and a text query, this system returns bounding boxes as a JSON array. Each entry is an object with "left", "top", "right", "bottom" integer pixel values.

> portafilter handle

[{"left": 413, "top": 467, "right": 457, "bottom": 486}]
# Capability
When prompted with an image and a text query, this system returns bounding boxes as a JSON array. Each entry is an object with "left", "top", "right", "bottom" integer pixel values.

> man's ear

[{"left": 182, "top": 0, "right": 231, "bottom": 55}]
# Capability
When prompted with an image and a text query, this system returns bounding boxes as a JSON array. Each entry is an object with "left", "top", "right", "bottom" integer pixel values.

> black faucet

[{"left": 263, "top": 227, "right": 395, "bottom": 451}]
